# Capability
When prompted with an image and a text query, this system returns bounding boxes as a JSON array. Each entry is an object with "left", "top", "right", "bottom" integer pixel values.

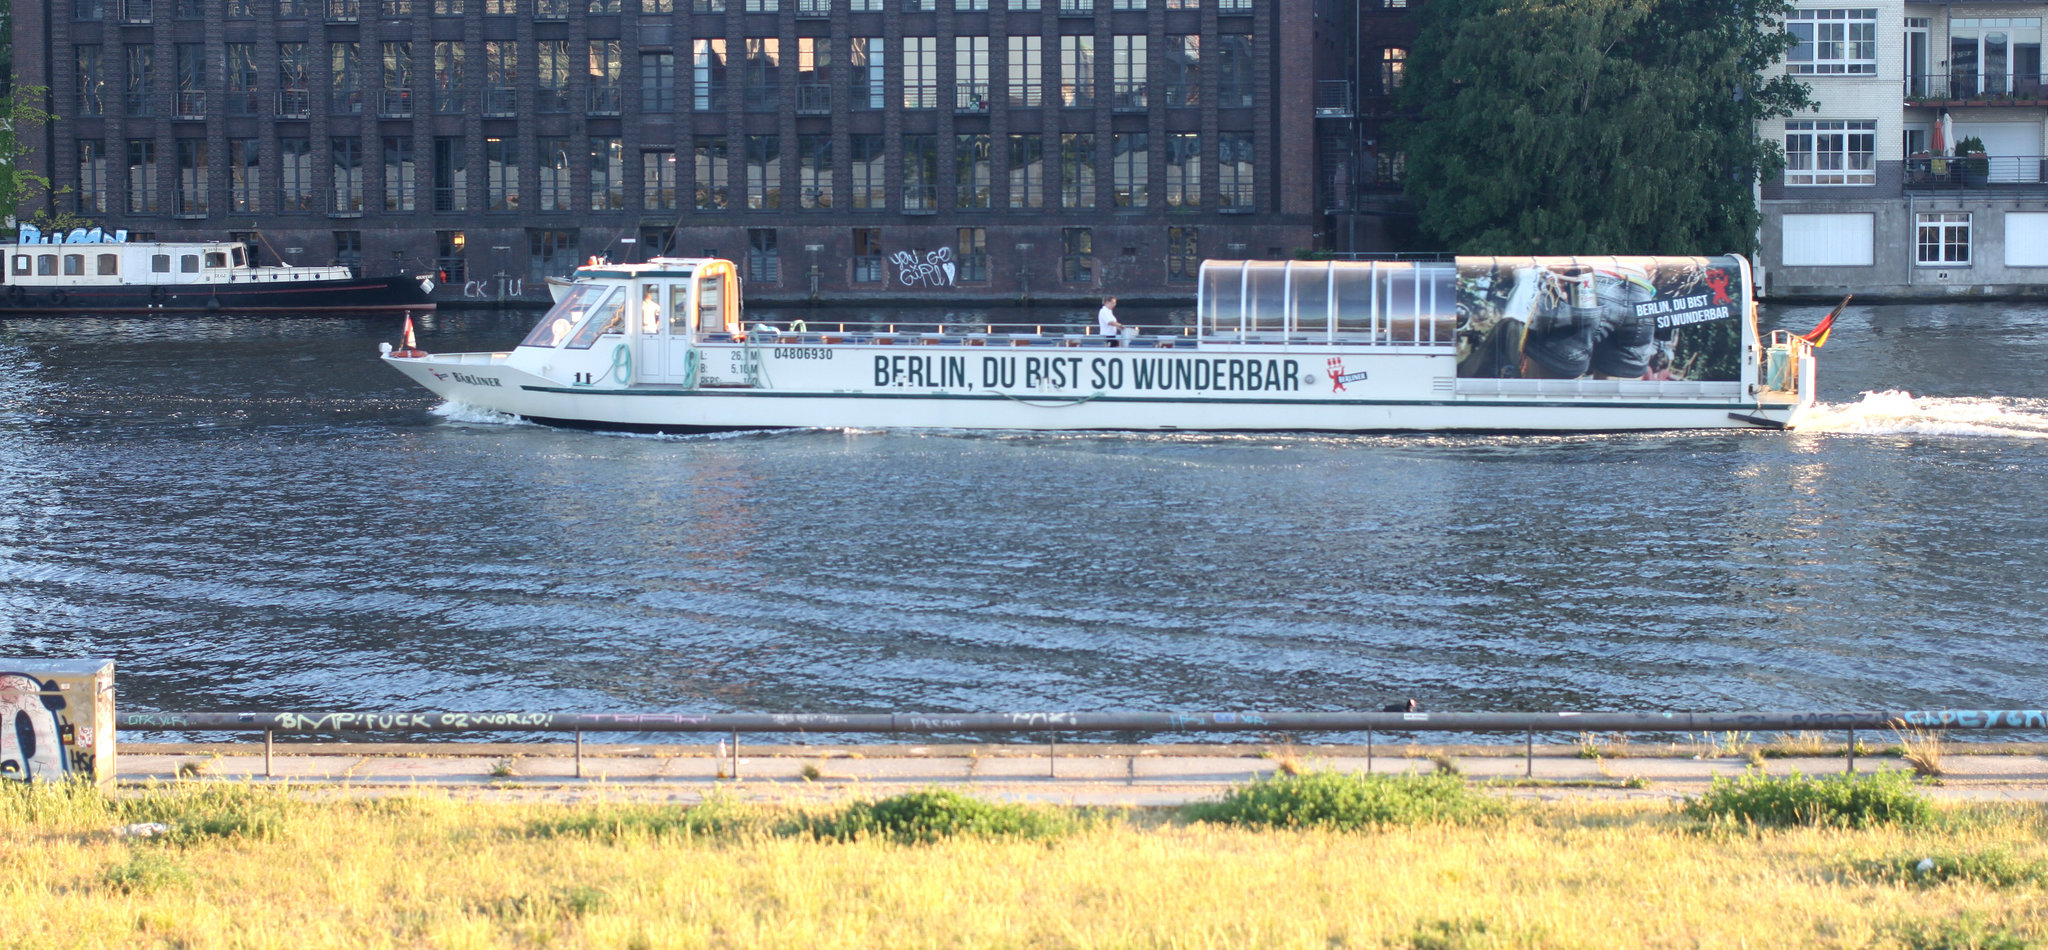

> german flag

[{"left": 1799, "top": 295, "right": 1850, "bottom": 348}]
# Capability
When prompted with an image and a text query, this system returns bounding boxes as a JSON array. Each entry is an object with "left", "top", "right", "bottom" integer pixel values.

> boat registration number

[{"left": 773, "top": 347, "right": 834, "bottom": 360}]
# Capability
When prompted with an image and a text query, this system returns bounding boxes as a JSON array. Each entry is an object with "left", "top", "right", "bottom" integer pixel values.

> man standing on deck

[{"left": 1098, "top": 296, "right": 1124, "bottom": 346}]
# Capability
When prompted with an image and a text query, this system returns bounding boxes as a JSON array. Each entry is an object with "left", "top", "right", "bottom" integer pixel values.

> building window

[
  {"left": 334, "top": 231, "right": 362, "bottom": 271},
  {"left": 590, "top": 137, "right": 624, "bottom": 210},
  {"left": 1112, "top": 36, "right": 1146, "bottom": 109},
  {"left": 328, "top": 0, "right": 360, "bottom": 20},
  {"left": 956, "top": 228, "right": 987, "bottom": 282},
  {"left": 485, "top": 41, "right": 517, "bottom": 115},
  {"left": 174, "top": 44, "right": 207, "bottom": 117},
  {"left": 1787, "top": 9, "right": 1878, "bottom": 76},
  {"left": 745, "top": 136, "right": 780, "bottom": 210},
  {"left": 229, "top": 138, "right": 261, "bottom": 212},
  {"left": 279, "top": 43, "right": 310, "bottom": 116},
  {"left": 851, "top": 38, "right": 885, "bottom": 109},
  {"left": 435, "top": 0, "right": 463, "bottom": 13},
  {"left": 379, "top": 137, "right": 414, "bottom": 212},
  {"left": 1219, "top": 132, "right": 1254, "bottom": 211},
  {"left": 1164, "top": 36, "right": 1198, "bottom": 106},
  {"left": 383, "top": 43, "right": 413, "bottom": 116},
  {"left": 903, "top": 135, "right": 938, "bottom": 211},
  {"left": 1060, "top": 133, "right": 1095, "bottom": 209},
  {"left": 77, "top": 0, "right": 106, "bottom": 18},
  {"left": 850, "top": 134, "right": 886, "bottom": 209},
  {"left": 1008, "top": 134, "right": 1043, "bottom": 209},
  {"left": 1218, "top": 34, "right": 1253, "bottom": 107},
  {"left": 538, "top": 137, "right": 571, "bottom": 211},
  {"left": 748, "top": 229, "right": 779, "bottom": 283},
  {"left": 904, "top": 37, "right": 938, "bottom": 109},
  {"left": 124, "top": 0, "right": 151, "bottom": 21},
  {"left": 176, "top": 139, "right": 208, "bottom": 214},
  {"left": 796, "top": 38, "right": 830, "bottom": 112},
  {"left": 1112, "top": 133, "right": 1148, "bottom": 208},
  {"left": 1916, "top": 212, "right": 1971, "bottom": 264},
  {"left": 332, "top": 136, "right": 364, "bottom": 213},
  {"left": 742, "top": 38, "right": 781, "bottom": 111},
  {"left": 434, "top": 136, "right": 467, "bottom": 212},
  {"left": 78, "top": 141, "right": 109, "bottom": 214},
  {"left": 434, "top": 42, "right": 465, "bottom": 113},
  {"left": 1007, "top": 36, "right": 1041, "bottom": 107},
  {"left": 853, "top": 228, "right": 883, "bottom": 283},
  {"left": 127, "top": 139, "right": 159, "bottom": 213},
  {"left": 694, "top": 137, "right": 728, "bottom": 210},
  {"left": 1060, "top": 36, "right": 1094, "bottom": 108},
  {"left": 642, "top": 51, "right": 676, "bottom": 113},
  {"left": 799, "top": 134, "right": 833, "bottom": 209},
  {"left": 1168, "top": 227, "right": 1197, "bottom": 282},
  {"left": 485, "top": 137, "right": 519, "bottom": 211},
  {"left": 280, "top": 0, "right": 308, "bottom": 15},
  {"left": 126, "top": 45, "right": 155, "bottom": 115},
  {"left": 1061, "top": 227, "right": 1092, "bottom": 283},
  {"left": 644, "top": 150, "right": 679, "bottom": 211},
  {"left": 538, "top": 41, "right": 572, "bottom": 113},
  {"left": 588, "top": 41, "right": 623, "bottom": 114},
  {"left": 437, "top": 230, "right": 467, "bottom": 283},
  {"left": 331, "top": 43, "right": 363, "bottom": 114},
  {"left": 227, "top": 44, "right": 260, "bottom": 116},
  {"left": 530, "top": 229, "right": 577, "bottom": 282},
  {"left": 1784, "top": 120, "right": 1876, "bottom": 186},
  {"left": 76, "top": 46, "right": 106, "bottom": 117},
  {"left": 1379, "top": 48, "right": 1405, "bottom": 94},
  {"left": 1946, "top": 18, "right": 2043, "bottom": 97},
  {"left": 956, "top": 134, "right": 991, "bottom": 209},
  {"left": 280, "top": 137, "right": 315, "bottom": 211},
  {"left": 1165, "top": 132, "right": 1200, "bottom": 209},
  {"left": 957, "top": 37, "right": 990, "bottom": 110},
  {"left": 694, "top": 39, "right": 727, "bottom": 110}
]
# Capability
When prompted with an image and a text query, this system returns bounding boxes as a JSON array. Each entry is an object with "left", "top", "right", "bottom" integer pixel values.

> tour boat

[
  {"left": 1, "top": 226, "right": 435, "bottom": 313},
  {"left": 380, "top": 255, "right": 1823, "bottom": 433}
]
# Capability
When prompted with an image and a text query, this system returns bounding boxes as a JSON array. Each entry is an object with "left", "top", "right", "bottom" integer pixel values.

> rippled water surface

[{"left": 2, "top": 300, "right": 2046, "bottom": 719}]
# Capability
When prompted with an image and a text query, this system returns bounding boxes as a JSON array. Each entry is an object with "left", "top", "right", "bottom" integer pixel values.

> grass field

[{"left": 4, "top": 775, "right": 2046, "bottom": 949}]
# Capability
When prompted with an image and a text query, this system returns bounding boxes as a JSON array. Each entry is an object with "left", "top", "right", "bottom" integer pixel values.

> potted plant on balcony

[{"left": 1955, "top": 135, "right": 1990, "bottom": 186}]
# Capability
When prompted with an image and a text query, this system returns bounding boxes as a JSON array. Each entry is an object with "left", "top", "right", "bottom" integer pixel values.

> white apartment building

[{"left": 1759, "top": 2, "right": 2048, "bottom": 298}]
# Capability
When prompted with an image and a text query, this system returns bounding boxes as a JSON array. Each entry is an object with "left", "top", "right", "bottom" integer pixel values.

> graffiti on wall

[
  {"left": 0, "top": 672, "right": 71, "bottom": 782},
  {"left": 463, "top": 276, "right": 527, "bottom": 299},
  {"left": 892, "top": 247, "right": 957, "bottom": 288}
]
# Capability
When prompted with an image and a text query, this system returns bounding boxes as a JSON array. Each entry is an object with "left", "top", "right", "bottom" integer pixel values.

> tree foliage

[
  {"left": 1392, "top": 0, "right": 1811, "bottom": 255},
  {"left": 1, "top": 86, "right": 57, "bottom": 229}
]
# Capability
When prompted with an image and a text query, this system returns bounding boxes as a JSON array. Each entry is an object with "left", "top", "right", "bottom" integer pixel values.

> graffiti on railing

[{"left": 892, "top": 247, "right": 958, "bottom": 288}]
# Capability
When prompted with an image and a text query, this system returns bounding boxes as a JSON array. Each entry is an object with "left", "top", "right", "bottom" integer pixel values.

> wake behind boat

[
  {"left": 2, "top": 225, "right": 434, "bottom": 314},
  {"left": 381, "top": 255, "right": 1821, "bottom": 433}
]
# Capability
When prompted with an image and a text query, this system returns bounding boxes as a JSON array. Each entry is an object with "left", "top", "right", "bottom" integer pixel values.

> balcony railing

[
  {"left": 588, "top": 86, "right": 622, "bottom": 115},
  {"left": 1111, "top": 82, "right": 1146, "bottom": 111},
  {"left": 904, "top": 82, "right": 938, "bottom": 109},
  {"left": 1907, "top": 72, "right": 2048, "bottom": 102},
  {"left": 956, "top": 82, "right": 990, "bottom": 111},
  {"left": 174, "top": 90, "right": 207, "bottom": 118},
  {"left": 797, "top": 0, "right": 829, "bottom": 14},
  {"left": 1315, "top": 80, "right": 1353, "bottom": 117},
  {"left": 1905, "top": 154, "right": 2047, "bottom": 188},
  {"left": 1164, "top": 82, "right": 1198, "bottom": 107},
  {"left": 331, "top": 89, "right": 365, "bottom": 114},
  {"left": 797, "top": 83, "right": 831, "bottom": 113},
  {"left": 278, "top": 89, "right": 311, "bottom": 116},
  {"left": 484, "top": 86, "right": 517, "bottom": 116},
  {"left": 382, "top": 89, "right": 414, "bottom": 116}
]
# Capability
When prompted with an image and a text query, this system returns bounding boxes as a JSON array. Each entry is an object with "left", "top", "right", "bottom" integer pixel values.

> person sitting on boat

[
  {"left": 640, "top": 285, "right": 661, "bottom": 334},
  {"left": 1097, "top": 296, "right": 1124, "bottom": 346}
]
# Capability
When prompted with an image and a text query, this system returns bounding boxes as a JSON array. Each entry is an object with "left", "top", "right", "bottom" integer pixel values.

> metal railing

[
  {"left": 1905, "top": 154, "right": 2047, "bottom": 187},
  {"left": 1907, "top": 72, "right": 2048, "bottom": 100},
  {"left": 1315, "top": 79, "right": 1353, "bottom": 117}
]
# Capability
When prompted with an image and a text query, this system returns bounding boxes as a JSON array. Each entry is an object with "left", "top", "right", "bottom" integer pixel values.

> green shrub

[
  {"left": 525, "top": 798, "right": 756, "bottom": 842},
  {"left": 1867, "top": 849, "right": 2048, "bottom": 889},
  {"left": 795, "top": 788, "right": 1086, "bottom": 844},
  {"left": 119, "top": 783, "right": 303, "bottom": 843},
  {"left": 1683, "top": 770, "right": 1932, "bottom": 829},
  {"left": 100, "top": 852, "right": 193, "bottom": 894},
  {"left": 1185, "top": 771, "right": 1502, "bottom": 831},
  {"left": 0, "top": 778, "right": 115, "bottom": 830}
]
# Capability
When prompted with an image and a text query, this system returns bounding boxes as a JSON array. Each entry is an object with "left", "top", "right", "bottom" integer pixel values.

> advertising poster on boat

[{"left": 1451, "top": 256, "right": 1744, "bottom": 382}]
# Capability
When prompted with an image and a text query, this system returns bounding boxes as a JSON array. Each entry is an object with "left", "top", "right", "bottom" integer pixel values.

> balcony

[
  {"left": 278, "top": 89, "right": 311, "bottom": 117},
  {"left": 588, "top": 86, "right": 622, "bottom": 115},
  {"left": 1905, "top": 154, "right": 2047, "bottom": 189},
  {"left": 1315, "top": 80, "right": 1353, "bottom": 118},
  {"left": 1906, "top": 72, "right": 2048, "bottom": 106},
  {"left": 1164, "top": 82, "right": 1198, "bottom": 107},
  {"left": 1111, "top": 82, "right": 1147, "bottom": 111},
  {"left": 381, "top": 88, "right": 413, "bottom": 117},
  {"left": 956, "top": 82, "right": 991, "bottom": 112},
  {"left": 796, "top": 0, "right": 829, "bottom": 15},
  {"left": 174, "top": 90, "right": 207, "bottom": 119},
  {"left": 797, "top": 83, "right": 831, "bottom": 114},
  {"left": 330, "top": 90, "right": 365, "bottom": 115},
  {"left": 485, "top": 87, "right": 518, "bottom": 116}
]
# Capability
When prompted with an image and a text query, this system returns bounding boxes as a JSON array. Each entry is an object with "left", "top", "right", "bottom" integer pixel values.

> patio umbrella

[{"left": 1932, "top": 110, "right": 1949, "bottom": 154}]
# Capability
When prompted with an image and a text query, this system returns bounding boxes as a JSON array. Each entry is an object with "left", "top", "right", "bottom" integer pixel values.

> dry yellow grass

[{"left": 4, "top": 782, "right": 2048, "bottom": 948}]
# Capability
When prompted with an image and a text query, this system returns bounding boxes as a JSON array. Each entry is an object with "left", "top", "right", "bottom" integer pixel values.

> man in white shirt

[{"left": 1097, "top": 296, "right": 1123, "bottom": 346}]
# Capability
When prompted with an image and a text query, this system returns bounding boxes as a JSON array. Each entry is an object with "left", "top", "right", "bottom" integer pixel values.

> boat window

[
  {"left": 152, "top": 254, "right": 171, "bottom": 273},
  {"left": 11, "top": 255, "right": 29, "bottom": 276},
  {"left": 638, "top": 284, "right": 662, "bottom": 334},
  {"left": 667, "top": 282, "right": 692, "bottom": 334},
  {"left": 37, "top": 255, "right": 56, "bottom": 276},
  {"left": 205, "top": 252, "right": 228, "bottom": 268},
  {"left": 564, "top": 287, "right": 627, "bottom": 349},
  {"left": 698, "top": 273, "right": 725, "bottom": 334},
  {"left": 98, "top": 254, "right": 119, "bottom": 276},
  {"left": 232, "top": 246, "right": 248, "bottom": 266},
  {"left": 519, "top": 283, "right": 614, "bottom": 347},
  {"left": 180, "top": 255, "right": 200, "bottom": 273},
  {"left": 63, "top": 254, "right": 85, "bottom": 276}
]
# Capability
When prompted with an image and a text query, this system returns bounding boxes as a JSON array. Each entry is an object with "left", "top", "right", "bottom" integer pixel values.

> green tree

[
  {"left": 1, "top": 86, "right": 57, "bottom": 229},
  {"left": 1392, "top": 0, "right": 1811, "bottom": 255}
]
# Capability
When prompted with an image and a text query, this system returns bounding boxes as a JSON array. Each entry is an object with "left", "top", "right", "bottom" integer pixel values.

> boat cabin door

[{"left": 637, "top": 278, "right": 699, "bottom": 384}]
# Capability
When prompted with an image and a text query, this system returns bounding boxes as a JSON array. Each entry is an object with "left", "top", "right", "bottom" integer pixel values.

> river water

[{"left": 2, "top": 300, "right": 2045, "bottom": 729}]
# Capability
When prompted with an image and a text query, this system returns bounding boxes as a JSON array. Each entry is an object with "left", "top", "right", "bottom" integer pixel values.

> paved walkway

[{"left": 115, "top": 742, "right": 2048, "bottom": 805}]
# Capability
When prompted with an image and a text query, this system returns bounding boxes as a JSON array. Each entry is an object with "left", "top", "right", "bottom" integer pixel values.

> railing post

[
  {"left": 574, "top": 728, "right": 583, "bottom": 779},
  {"left": 264, "top": 728, "right": 273, "bottom": 778},
  {"left": 1525, "top": 730, "right": 1534, "bottom": 778},
  {"left": 1049, "top": 731, "right": 1057, "bottom": 778},
  {"left": 1366, "top": 728, "right": 1374, "bottom": 775},
  {"left": 731, "top": 728, "right": 740, "bottom": 780},
  {"left": 1847, "top": 727, "right": 1856, "bottom": 774}
]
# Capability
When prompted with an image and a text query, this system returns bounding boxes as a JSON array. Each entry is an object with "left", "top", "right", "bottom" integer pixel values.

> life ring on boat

[
  {"left": 790, "top": 319, "right": 808, "bottom": 333},
  {"left": 48, "top": 290, "right": 66, "bottom": 307},
  {"left": 610, "top": 343, "right": 633, "bottom": 385}
]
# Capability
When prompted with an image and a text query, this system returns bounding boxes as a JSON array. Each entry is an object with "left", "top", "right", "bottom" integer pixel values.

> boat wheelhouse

[
  {"left": 1, "top": 226, "right": 435, "bottom": 313},
  {"left": 382, "top": 255, "right": 1820, "bottom": 433}
]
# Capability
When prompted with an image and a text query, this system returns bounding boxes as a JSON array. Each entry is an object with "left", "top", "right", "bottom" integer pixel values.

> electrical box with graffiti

[{"left": 0, "top": 659, "right": 116, "bottom": 789}]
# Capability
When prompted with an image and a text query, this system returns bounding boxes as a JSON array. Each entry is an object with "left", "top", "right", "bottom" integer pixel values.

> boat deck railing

[{"left": 698, "top": 323, "right": 1453, "bottom": 349}]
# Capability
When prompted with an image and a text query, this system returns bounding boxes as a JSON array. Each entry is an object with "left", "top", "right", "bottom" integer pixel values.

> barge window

[
  {"left": 180, "top": 255, "right": 200, "bottom": 273},
  {"left": 564, "top": 287, "right": 627, "bottom": 349},
  {"left": 152, "top": 254, "right": 171, "bottom": 272},
  {"left": 63, "top": 254, "right": 85, "bottom": 275},
  {"left": 10, "top": 255, "right": 28, "bottom": 276},
  {"left": 37, "top": 255, "right": 56, "bottom": 275},
  {"left": 520, "top": 282, "right": 613, "bottom": 347},
  {"left": 99, "top": 254, "right": 119, "bottom": 275},
  {"left": 205, "top": 251, "right": 228, "bottom": 268}
]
